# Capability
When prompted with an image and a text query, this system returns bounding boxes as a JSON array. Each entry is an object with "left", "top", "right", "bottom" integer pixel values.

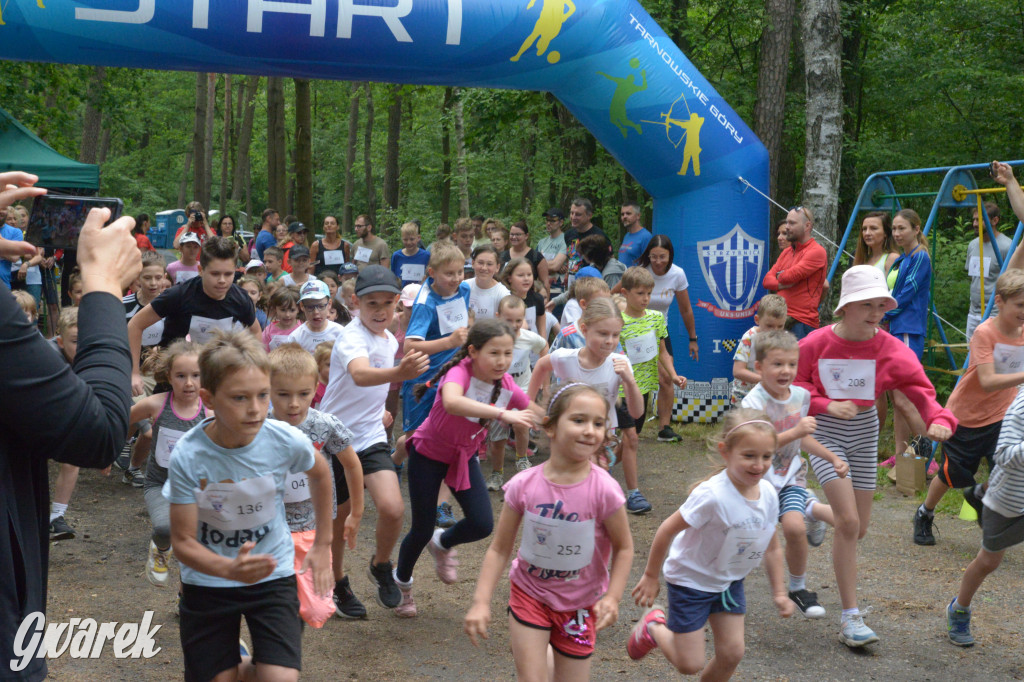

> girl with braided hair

[{"left": 393, "top": 318, "right": 543, "bottom": 615}]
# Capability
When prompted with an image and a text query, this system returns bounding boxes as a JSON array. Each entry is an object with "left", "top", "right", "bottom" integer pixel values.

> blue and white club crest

[
  {"left": 831, "top": 367, "right": 842, "bottom": 383},
  {"left": 535, "top": 529, "right": 549, "bottom": 546},
  {"left": 698, "top": 224, "right": 764, "bottom": 313}
]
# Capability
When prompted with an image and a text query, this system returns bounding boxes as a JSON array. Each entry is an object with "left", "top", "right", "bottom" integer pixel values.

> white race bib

[
  {"left": 968, "top": 256, "right": 992, "bottom": 278},
  {"left": 400, "top": 263, "right": 425, "bottom": 282},
  {"left": 354, "top": 246, "right": 373, "bottom": 263},
  {"left": 993, "top": 343, "right": 1024, "bottom": 375},
  {"left": 141, "top": 319, "right": 165, "bottom": 347},
  {"left": 714, "top": 525, "right": 770, "bottom": 574},
  {"left": 465, "top": 377, "right": 513, "bottom": 423},
  {"left": 519, "top": 511, "right": 595, "bottom": 572},
  {"left": 510, "top": 347, "right": 531, "bottom": 377},
  {"left": 195, "top": 475, "right": 277, "bottom": 532},
  {"left": 323, "top": 249, "right": 344, "bottom": 265},
  {"left": 175, "top": 270, "right": 199, "bottom": 284},
  {"left": 624, "top": 331, "right": 658, "bottom": 365},
  {"left": 283, "top": 471, "right": 311, "bottom": 503},
  {"left": 153, "top": 426, "right": 186, "bottom": 469},
  {"left": 189, "top": 315, "right": 240, "bottom": 345},
  {"left": 437, "top": 298, "right": 469, "bottom": 335},
  {"left": 818, "top": 358, "right": 875, "bottom": 400}
]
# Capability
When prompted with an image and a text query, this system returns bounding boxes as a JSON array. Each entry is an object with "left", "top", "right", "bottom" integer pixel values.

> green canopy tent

[{"left": 0, "top": 107, "right": 98, "bottom": 192}]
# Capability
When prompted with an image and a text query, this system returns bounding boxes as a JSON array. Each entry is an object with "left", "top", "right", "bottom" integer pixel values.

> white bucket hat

[{"left": 833, "top": 265, "right": 897, "bottom": 315}]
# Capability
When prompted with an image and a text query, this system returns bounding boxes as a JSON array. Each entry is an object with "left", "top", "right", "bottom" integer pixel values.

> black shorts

[
  {"left": 333, "top": 441, "right": 396, "bottom": 504},
  {"left": 664, "top": 334, "right": 673, "bottom": 357},
  {"left": 614, "top": 394, "right": 650, "bottom": 434},
  {"left": 937, "top": 421, "right": 1001, "bottom": 489},
  {"left": 180, "top": 575, "right": 301, "bottom": 682}
]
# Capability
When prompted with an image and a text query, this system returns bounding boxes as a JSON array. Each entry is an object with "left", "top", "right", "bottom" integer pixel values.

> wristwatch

[{"left": 689, "top": 337, "right": 698, "bottom": 342}]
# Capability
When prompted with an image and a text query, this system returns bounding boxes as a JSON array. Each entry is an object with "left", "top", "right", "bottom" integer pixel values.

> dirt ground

[{"left": 42, "top": 422, "right": 1024, "bottom": 681}]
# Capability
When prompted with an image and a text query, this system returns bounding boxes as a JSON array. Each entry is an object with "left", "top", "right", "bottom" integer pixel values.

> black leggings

[{"left": 395, "top": 442, "right": 493, "bottom": 583}]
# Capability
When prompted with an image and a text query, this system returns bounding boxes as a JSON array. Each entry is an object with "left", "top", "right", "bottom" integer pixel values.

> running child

[
  {"left": 731, "top": 294, "right": 787, "bottom": 404},
  {"left": 167, "top": 232, "right": 201, "bottom": 284},
  {"left": 467, "top": 245, "right": 510, "bottom": 321},
  {"left": 944, "top": 387, "right": 1024, "bottom": 647},
  {"left": 502, "top": 256, "right": 546, "bottom": 341},
  {"left": 239, "top": 275, "right": 269, "bottom": 330},
  {"left": 795, "top": 265, "right": 955, "bottom": 647},
  {"left": 391, "top": 221, "right": 431, "bottom": 287},
  {"left": 262, "top": 285, "right": 302, "bottom": 352},
  {"left": 741, "top": 330, "right": 847, "bottom": 619},
  {"left": 320, "top": 266, "right": 431, "bottom": 618},
  {"left": 47, "top": 307, "right": 81, "bottom": 541},
  {"left": 394, "top": 319, "right": 542, "bottom": 613},
  {"left": 487, "top": 295, "right": 548, "bottom": 490},
  {"left": 549, "top": 277, "right": 611, "bottom": 352},
  {"left": 166, "top": 330, "right": 334, "bottom": 681},
  {"left": 618, "top": 266, "right": 688, "bottom": 514},
  {"left": 464, "top": 384, "right": 633, "bottom": 679},
  {"left": 281, "top": 245, "right": 316, "bottom": 288},
  {"left": 286, "top": 280, "right": 344, "bottom": 354},
  {"left": 129, "top": 341, "right": 207, "bottom": 588},
  {"left": 268, "top": 343, "right": 364, "bottom": 629},
  {"left": 264, "top": 246, "right": 287, "bottom": 286},
  {"left": 913, "top": 269, "right": 1024, "bottom": 545},
  {"left": 627, "top": 408, "right": 793, "bottom": 678},
  {"left": 528, "top": 298, "right": 643, "bottom": 493},
  {"left": 312, "top": 341, "right": 332, "bottom": 409}
]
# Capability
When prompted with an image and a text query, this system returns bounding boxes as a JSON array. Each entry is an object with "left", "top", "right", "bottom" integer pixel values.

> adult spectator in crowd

[
  {"left": 0, "top": 170, "right": 140, "bottom": 682},
  {"left": 215, "top": 213, "right": 250, "bottom": 265},
  {"left": 171, "top": 200, "right": 215, "bottom": 249},
  {"left": 133, "top": 213, "right": 156, "bottom": 252},
  {"left": 538, "top": 207, "right": 568, "bottom": 297},
  {"left": 311, "top": 214, "right": 352, "bottom": 276},
  {"left": 965, "top": 201, "right": 1009, "bottom": 340},
  {"left": 353, "top": 213, "right": 390, "bottom": 270},
  {"left": 579, "top": 233, "right": 626, "bottom": 289},
  {"left": 995, "top": 163, "right": 1024, "bottom": 273},
  {"left": 554, "top": 198, "right": 606, "bottom": 285},
  {"left": 253, "top": 207, "right": 281, "bottom": 260},
  {"left": 501, "top": 220, "right": 548, "bottom": 293},
  {"left": 618, "top": 201, "right": 652, "bottom": 267},
  {"left": 762, "top": 206, "right": 827, "bottom": 339}
]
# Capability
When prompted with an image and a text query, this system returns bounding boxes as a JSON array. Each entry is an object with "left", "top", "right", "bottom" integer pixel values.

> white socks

[{"left": 50, "top": 502, "right": 68, "bottom": 522}]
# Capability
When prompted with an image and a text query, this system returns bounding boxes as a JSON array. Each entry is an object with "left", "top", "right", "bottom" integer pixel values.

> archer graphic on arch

[
  {"left": 510, "top": 0, "right": 576, "bottom": 65},
  {"left": 642, "top": 92, "right": 704, "bottom": 176},
  {"left": 0, "top": 0, "right": 46, "bottom": 25}
]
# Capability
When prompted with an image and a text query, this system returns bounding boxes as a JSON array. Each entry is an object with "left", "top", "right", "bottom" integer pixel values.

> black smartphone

[{"left": 25, "top": 194, "right": 124, "bottom": 249}]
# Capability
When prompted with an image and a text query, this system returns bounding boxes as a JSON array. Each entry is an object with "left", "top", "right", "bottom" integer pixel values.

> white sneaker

[
  {"left": 146, "top": 541, "right": 171, "bottom": 587},
  {"left": 515, "top": 457, "right": 532, "bottom": 472},
  {"left": 805, "top": 489, "right": 827, "bottom": 547},
  {"left": 487, "top": 472, "right": 504, "bottom": 491},
  {"left": 839, "top": 615, "right": 879, "bottom": 647}
]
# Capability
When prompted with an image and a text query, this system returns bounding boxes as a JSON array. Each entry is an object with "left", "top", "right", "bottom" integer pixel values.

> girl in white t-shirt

[
  {"left": 627, "top": 408, "right": 792, "bottom": 678},
  {"left": 464, "top": 383, "right": 633, "bottom": 678},
  {"left": 467, "top": 245, "right": 511, "bottom": 321}
]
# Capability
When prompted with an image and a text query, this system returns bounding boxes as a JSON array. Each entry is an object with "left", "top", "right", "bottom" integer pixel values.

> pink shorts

[
  {"left": 292, "top": 530, "right": 334, "bottom": 628},
  {"left": 507, "top": 581, "right": 595, "bottom": 659}
]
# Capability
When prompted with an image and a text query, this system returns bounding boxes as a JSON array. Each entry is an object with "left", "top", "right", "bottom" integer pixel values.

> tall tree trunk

[
  {"left": 383, "top": 84, "right": 402, "bottom": 216},
  {"left": 520, "top": 112, "right": 538, "bottom": 214},
  {"left": 202, "top": 73, "right": 216, "bottom": 209},
  {"left": 801, "top": 0, "right": 843, "bottom": 255},
  {"left": 753, "top": 0, "right": 795, "bottom": 198},
  {"left": 221, "top": 75, "right": 232, "bottom": 215},
  {"left": 267, "top": 76, "right": 287, "bottom": 213},
  {"left": 343, "top": 83, "right": 360, "bottom": 234},
  {"left": 191, "top": 72, "right": 209, "bottom": 207},
  {"left": 79, "top": 66, "right": 106, "bottom": 164},
  {"left": 838, "top": 2, "right": 869, "bottom": 228},
  {"left": 440, "top": 87, "right": 453, "bottom": 225},
  {"left": 97, "top": 127, "right": 111, "bottom": 164},
  {"left": 453, "top": 87, "right": 469, "bottom": 218},
  {"left": 362, "top": 83, "right": 377, "bottom": 223},
  {"left": 294, "top": 78, "right": 314, "bottom": 232},
  {"left": 231, "top": 76, "right": 260, "bottom": 204},
  {"left": 178, "top": 151, "right": 193, "bottom": 208}
]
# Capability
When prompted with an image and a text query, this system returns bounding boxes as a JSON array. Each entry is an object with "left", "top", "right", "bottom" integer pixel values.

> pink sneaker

[
  {"left": 879, "top": 456, "right": 896, "bottom": 469},
  {"left": 427, "top": 528, "right": 459, "bottom": 584},
  {"left": 627, "top": 605, "right": 666, "bottom": 660},
  {"left": 927, "top": 459, "right": 939, "bottom": 476},
  {"left": 395, "top": 585, "right": 417, "bottom": 618}
]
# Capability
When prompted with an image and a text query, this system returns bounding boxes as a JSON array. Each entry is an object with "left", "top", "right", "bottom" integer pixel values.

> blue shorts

[
  {"left": 666, "top": 580, "right": 746, "bottom": 634},
  {"left": 401, "top": 382, "right": 436, "bottom": 433},
  {"left": 778, "top": 485, "right": 808, "bottom": 517},
  {"left": 896, "top": 332, "right": 925, "bottom": 360}
]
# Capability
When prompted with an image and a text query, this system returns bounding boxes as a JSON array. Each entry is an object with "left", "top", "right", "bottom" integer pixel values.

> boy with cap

[
  {"left": 282, "top": 245, "right": 316, "bottom": 288},
  {"left": 321, "top": 265, "right": 431, "bottom": 617},
  {"left": 166, "top": 232, "right": 201, "bottom": 284},
  {"left": 287, "top": 280, "right": 345, "bottom": 354},
  {"left": 339, "top": 262, "right": 359, "bottom": 284},
  {"left": 281, "top": 222, "right": 309, "bottom": 273}
]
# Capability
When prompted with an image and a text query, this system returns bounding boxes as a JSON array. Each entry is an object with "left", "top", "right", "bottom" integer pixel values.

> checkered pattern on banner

[
  {"left": 652, "top": 378, "right": 732, "bottom": 424},
  {"left": 719, "top": 338, "right": 739, "bottom": 354}
]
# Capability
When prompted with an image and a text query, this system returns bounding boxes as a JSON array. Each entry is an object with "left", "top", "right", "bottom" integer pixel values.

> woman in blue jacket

[{"left": 885, "top": 208, "right": 932, "bottom": 460}]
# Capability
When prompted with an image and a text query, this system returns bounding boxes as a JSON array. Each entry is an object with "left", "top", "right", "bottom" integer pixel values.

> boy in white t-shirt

[
  {"left": 486, "top": 295, "right": 548, "bottom": 490},
  {"left": 320, "top": 265, "right": 431, "bottom": 618},
  {"left": 286, "top": 280, "right": 344, "bottom": 353},
  {"left": 281, "top": 245, "right": 317, "bottom": 288},
  {"left": 741, "top": 330, "right": 846, "bottom": 620},
  {"left": 732, "top": 294, "right": 787, "bottom": 404}
]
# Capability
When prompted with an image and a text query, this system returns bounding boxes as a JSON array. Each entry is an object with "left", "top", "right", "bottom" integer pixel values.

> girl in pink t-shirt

[
  {"left": 393, "top": 318, "right": 542, "bottom": 616},
  {"left": 464, "top": 384, "right": 633, "bottom": 676},
  {"left": 261, "top": 285, "right": 301, "bottom": 351}
]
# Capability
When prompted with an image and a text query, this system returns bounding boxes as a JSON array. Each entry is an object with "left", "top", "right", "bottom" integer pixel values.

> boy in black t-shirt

[{"left": 128, "top": 236, "right": 260, "bottom": 395}]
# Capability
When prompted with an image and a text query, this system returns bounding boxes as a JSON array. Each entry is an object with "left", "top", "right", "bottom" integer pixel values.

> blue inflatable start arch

[{"left": 0, "top": 0, "right": 769, "bottom": 420}]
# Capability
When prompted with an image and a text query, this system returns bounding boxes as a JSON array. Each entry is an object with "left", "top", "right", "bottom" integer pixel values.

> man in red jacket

[{"left": 763, "top": 206, "right": 827, "bottom": 339}]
